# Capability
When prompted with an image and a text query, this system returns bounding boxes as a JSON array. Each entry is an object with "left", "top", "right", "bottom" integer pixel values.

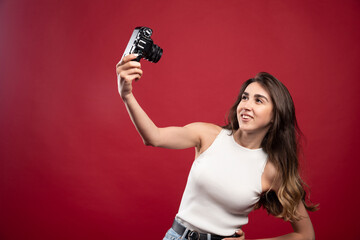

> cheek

[
  {"left": 237, "top": 102, "right": 244, "bottom": 112},
  {"left": 258, "top": 107, "right": 273, "bottom": 121},
  {"left": 236, "top": 104, "right": 241, "bottom": 114},
  {"left": 266, "top": 109, "right": 274, "bottom": 122}
]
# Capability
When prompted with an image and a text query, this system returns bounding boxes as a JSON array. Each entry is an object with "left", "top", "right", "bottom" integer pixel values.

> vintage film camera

[{"left": 121, "top": 26, "right": 163, "bottom": 63}]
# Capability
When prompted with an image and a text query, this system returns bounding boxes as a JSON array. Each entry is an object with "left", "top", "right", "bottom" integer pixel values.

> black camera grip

[{"left": 131, "top": 54, "right": 143, "bottom": 62}]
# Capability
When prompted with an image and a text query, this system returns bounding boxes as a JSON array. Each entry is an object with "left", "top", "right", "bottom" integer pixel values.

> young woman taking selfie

[{"left": 116, "top": 54, "right": 318, "bottom": 240}]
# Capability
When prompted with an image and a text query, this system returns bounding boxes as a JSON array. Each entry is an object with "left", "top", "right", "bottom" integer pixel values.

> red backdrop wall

[{"left": 1, "top": 0, "right": 359, "bottom": 239}]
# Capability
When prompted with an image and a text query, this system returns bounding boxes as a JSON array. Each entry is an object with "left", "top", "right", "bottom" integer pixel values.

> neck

[{"left": 233, "top": 129, "right": 267, "bottom": 149}]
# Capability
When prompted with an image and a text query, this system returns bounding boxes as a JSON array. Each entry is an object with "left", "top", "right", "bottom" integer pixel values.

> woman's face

[{"left": 236, "top": 82, "right": 274, "bottom": 135}]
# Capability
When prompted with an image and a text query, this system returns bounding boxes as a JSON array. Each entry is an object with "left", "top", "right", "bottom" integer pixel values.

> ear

[{"left": 270, "top": 111, "right": 275, "bottom": 123}]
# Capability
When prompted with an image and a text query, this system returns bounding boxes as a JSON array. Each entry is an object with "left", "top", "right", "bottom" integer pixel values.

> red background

[{"left": 1, "top": 0, "right": 359, "bottom": 239}]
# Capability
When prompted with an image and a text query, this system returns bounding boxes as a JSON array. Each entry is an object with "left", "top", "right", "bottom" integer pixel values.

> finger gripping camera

[{"left": 122, "top": 26, "right": 163, "bottom": 63}]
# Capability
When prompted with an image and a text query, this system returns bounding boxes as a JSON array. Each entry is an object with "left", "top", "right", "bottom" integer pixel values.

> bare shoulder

[
  {"left": 184, "top": 122, "right": 222, "bottom": 140},
  {"left": 184, "top": 122, "right": 222, "bottom": 132},
  {"left": 184, "top": 122, "right": 222, "bottom": 156},
  {"left": 262, "top": 160, "right": 281, "bottom": 192}
]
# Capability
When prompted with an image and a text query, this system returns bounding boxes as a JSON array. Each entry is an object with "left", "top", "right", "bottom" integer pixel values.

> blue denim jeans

[
  {"left": 163, "top": 219, "right": 239, "bottom": 240},
  {"left": 163, "top": 228, "right": 182, "bottom": 240}
]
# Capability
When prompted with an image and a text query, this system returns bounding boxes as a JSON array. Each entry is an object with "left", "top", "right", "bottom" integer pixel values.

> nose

[{"left": 242, "top": 99, "right": 253, "bottom": 110}]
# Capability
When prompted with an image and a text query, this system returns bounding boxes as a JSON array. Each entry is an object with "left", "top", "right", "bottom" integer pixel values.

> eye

[
  {"left": 255, "top": 98, "right": 263, "bottom": 103},
  {"left": 241, "top": 95, "right": 248, "bottom": 101}
]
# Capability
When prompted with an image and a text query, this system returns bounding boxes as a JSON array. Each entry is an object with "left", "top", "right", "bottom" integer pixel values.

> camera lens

[{"left": 146, "top": 44, "right": 163, "bottom": 63}]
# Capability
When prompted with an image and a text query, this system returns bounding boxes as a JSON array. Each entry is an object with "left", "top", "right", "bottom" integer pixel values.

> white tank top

[{"left": 176, "top": 129, "right": 268, "bottom": 236}]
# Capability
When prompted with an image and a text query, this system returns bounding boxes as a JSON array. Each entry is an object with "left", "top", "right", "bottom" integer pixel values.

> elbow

[
  {"left": 303, "top": 236, "right": 315, "bottom": 240},
  {"left": 301, "top": 232, "right": 315, "bottom": 240},
  {"left": 308, "top": 229, "right": 316, "bottom": 240},
  {"left": 141, "top": 130, "right": 162, "bottom": 147},
  {"left": 143, "top": 138, "right": 158, "bottom": 147},
  {"left": 143, "top": 140, "right": 155, "bottom": 147},
  {"left": 310, "top": 234, "right": 316, "bottom": 240},
  {"left": 293, "top": 230, "right": 315, "bottom": 240}
]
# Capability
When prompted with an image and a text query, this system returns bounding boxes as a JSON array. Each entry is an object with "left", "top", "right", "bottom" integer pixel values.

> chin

[
  {"left": 239, "top": 124, "right": 268, "bottom": 135},
  {"left": 238, "top": 125, "right": 253, "bottom": 132}
]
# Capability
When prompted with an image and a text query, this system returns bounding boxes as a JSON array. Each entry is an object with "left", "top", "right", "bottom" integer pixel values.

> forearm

[
  {"left": 123, "top": 93, "right": 160, "bottom": 146},
  {"left": 250, "top": 195, "right": 315, "bottom": 240},
  {"left": 251, "top": 231, "right": 314, "bottom": 240},
  {"left": 117, "top": 54, "right": 200, "bottom": 149}
]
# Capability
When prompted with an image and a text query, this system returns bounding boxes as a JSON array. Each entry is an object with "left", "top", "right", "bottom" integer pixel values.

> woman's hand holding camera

[{"left": 116, "top": 54, "right": 143, "bottom": 101}]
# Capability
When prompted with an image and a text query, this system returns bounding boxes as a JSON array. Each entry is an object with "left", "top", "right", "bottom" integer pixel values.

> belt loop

[
  {"left": 181, "top": 228, "right": 189, "bottom": 239},
  {"left": 207, "top": 233, "right": 211, "bottom": 240}
]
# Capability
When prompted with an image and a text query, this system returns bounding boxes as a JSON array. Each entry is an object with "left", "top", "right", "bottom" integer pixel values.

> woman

[{"left": 116, "top": 54, "right": 317, "bottom": 240}]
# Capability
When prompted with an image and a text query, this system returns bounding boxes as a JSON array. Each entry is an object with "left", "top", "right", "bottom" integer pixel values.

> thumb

[
  {"left": 236, "top": 229, "right": 244, "bottom": 237},
  {"left": 236, "top": 229, "right": 243, "bottom": 234}
]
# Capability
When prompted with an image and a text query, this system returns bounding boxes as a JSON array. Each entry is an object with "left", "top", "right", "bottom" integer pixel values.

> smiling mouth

[{"left": 241, "top": 114, "right": 253, "bottom": 119}]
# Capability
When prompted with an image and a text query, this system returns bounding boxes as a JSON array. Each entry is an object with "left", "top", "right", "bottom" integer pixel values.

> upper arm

[
  {"left": 152, "top": 122, "right": 221, "bottom": 150},
  {"left": 290, "top": 202, "right": 315, "bottom": 240},
  {"left": 265, "top": 168, "right": 315, "bottom": 240},
  {"left": 262, "top": 161, "right": 280, "bottom": 193}
]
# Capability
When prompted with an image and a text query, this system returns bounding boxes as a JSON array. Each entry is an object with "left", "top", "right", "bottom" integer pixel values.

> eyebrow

[{"left": 243, "top": 92, "right": 270, "bottom": 102}]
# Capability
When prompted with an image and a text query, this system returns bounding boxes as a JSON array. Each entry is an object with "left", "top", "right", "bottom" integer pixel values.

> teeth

[{"left": 242, "top": 115, "right": 250, "bottom": 119}]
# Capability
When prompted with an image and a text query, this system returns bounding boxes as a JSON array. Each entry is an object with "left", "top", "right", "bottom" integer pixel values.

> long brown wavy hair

[{"left": 223, "top": 72, "right": 318, "bottom": 221}]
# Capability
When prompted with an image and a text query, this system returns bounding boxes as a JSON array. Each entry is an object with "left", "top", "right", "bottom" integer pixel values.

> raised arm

[{"left": 116, "top": 54, "right": 207, "bottom": 149}]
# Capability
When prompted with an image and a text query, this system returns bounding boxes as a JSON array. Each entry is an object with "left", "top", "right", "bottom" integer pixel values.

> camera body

[{"left": 121, "top": 26, "right": 163, "bottom": 63}]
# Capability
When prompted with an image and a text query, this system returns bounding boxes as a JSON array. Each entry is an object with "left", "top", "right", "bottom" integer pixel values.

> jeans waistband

[{"left": 171, "top": 219, "right": 238, "bottom": 240}]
